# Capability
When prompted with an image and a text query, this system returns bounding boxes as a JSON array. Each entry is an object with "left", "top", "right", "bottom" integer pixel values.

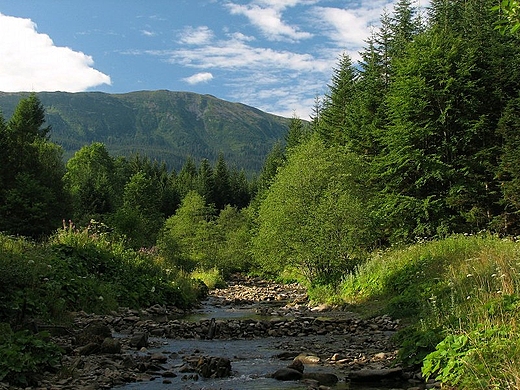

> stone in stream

[
  {"left": 206, "top": 317, "right": 217, "bottom": 339},
  {"left": 271, "top": 367, "right": 304, "bottom": 381},
  {"left": 129, "top": 332, "right": 148, "bottom": 349},
  {"left": 195, "top": 356, "right": 232, "bottom": 378},
  {"left": 287, "top": 358, "right": 304, "bottom": 373},
  {"left": 302, "top": 372, "right": 339, "bottom": 386},
  {"left": 347, "top": 367, "right": 404, "bottom": 382}
]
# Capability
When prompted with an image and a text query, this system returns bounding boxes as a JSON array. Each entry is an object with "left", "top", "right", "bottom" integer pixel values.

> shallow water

[
  {"left": 117, "top": 301, "right": 412, "bottom": 390},
  {"left": 118, "top": 336, "right": 408, "bottom": 390}
]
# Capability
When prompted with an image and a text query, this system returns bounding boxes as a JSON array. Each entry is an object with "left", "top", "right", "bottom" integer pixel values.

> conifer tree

[
  {"left": 197, "top": 158, "right": 215, "bottom": 206},
  {"left": 213, "top": 152, "right": 231, "bottom": 210},
  {"left": 319, "top": 53, "right": 357, "bottom": 146},
  {"left": 0, "top": 94, "right": 66, "bottom": 237},
  {"left": 285, "top": 113, "right": 310, "bottom": 151}
]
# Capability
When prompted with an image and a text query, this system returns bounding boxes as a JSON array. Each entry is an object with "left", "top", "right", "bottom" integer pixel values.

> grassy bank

[
  {"left": 326, "top": 234, "right": 520, "bottom": 389},
  {"left": 0, "top": 223, "right": 204, "bottom": 386}
]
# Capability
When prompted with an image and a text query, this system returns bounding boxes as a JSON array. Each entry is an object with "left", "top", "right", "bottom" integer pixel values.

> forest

[{"left": 1, "top": 0, "right": 520, "bottom": 388}]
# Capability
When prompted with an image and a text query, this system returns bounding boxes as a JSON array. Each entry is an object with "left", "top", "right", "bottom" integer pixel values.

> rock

[
  {"left": 179, "top": 363, "right": 194, "bottom": 373},
  {"left": 347, "top": 367, "right": 403, "bottom": 382},
  {"left": 150, "top": 353, "right": 168, "bottom": 363},
  {"left": 272, "top": 367, "right": 303, "bottom": 381},
  {"left": 302, "top": 372, "right": 339, "bottom": 386},
  {"left": 77, "top": 342, "right": 100, "bottom": 355},
  {"left": 129, "top": 332, "right": 148, "bottom": 348},
  {"left": 296, "top": 354, "right": 320, "bottom": 364},
  {"left": 275, "top": 351, "right": 300, "bottom": 360},
  {"left": 76, "top": 321, "right": 112, "bottom": 346},
  {"left": 207, "top": 317, "right": 217, "bottom": 339},
  {"left": 195, "top": 356, "right": 232, "bottom": 378},
  {"left": 100, "top": 337, "right": 121, "bottom": 354},
  {"left": 287, "top": 358, "right": 304, "bottom": 373}
]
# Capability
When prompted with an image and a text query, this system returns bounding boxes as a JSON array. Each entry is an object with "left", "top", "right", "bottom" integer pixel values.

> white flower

[{"left": 151, "top": 286, "right": 156, "bottom": 293}]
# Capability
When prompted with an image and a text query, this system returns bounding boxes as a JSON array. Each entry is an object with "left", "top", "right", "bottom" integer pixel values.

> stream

[{"left": 115, "top": 280, "right": 420, "bottom": 390}]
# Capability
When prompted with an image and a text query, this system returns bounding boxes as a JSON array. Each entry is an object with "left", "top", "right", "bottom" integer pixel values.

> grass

[
  {"left": 334, "top": 234, "right": 520, "bottom": 389},
  {"left": 0, "top": 223, "right": 205, "bottom": 385},
  {"left": 191, "top": 267, "right": 227, "bottom": 290}
]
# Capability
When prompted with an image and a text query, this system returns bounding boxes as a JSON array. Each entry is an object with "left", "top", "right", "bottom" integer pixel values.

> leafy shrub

[
  {"left": 0, "top": 323, "right": 62, "bottom": 386},
  {"left": 423, "top": 326, "right": 520, "bottom": 389}
]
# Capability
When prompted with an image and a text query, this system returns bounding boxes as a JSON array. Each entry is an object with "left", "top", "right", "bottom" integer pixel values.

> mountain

[{"left": 0, "top": 90, "right": 291, "bottom": 173}]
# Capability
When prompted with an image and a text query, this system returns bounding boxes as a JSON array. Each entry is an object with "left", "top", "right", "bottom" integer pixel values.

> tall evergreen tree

[
  {"left": 285, "top": 113, "right": 310, "bottom": 151},
  {"left": 319, "top": 53, "right": 358, "bottom": 146},
  {"left": 176, "top": 157, "right": 198, "bottom": 199},
  {"left": 213, "top": 152, "right": 231, "bottom": 210},
  {"left": 0, "top": 94, "right": 66, "bottom": 237},
  {"left": 256, "top": 141, "right": 285, "bottom": 196},
  {"left": 197, "top": 158, "right": 215, "bottom": 206}
]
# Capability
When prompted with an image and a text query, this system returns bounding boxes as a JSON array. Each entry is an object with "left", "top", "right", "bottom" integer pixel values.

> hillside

[{"left": 0, "top": 91, "right": 291, "bottom": 172}]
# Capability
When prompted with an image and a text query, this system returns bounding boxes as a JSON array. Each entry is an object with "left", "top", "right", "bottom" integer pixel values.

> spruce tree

[
  {"left": 319, "top": 53, "right": 357, "bottom": 146},
  {"left": 213, "top": 152, "right": 231, "bottom": 210}
]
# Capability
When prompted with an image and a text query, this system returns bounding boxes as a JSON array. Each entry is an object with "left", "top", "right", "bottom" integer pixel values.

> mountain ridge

[{"left": 0, "top": 90, "right": 291, "bottom": 173}]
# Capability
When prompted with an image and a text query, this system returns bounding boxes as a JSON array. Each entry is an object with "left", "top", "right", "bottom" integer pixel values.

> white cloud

[
  {"left": 226, "top": 2, "right": 312, "bottom": 42},
  {"left": 178, "top": 26, "right": 214, "bottom": 45},
  {"left": 312, "top": 1, "right": 393, "bottom": 51},
  {"left": 164, "top": 35, "right": 329, "bottom": 73},
  {"left": 0, "top": 13, "right": 111, "bottom": 92},
  {"left": 183, "top": 72, "right": 214, "bottom": 84},
  {"left": 141, "top": 29, "right": 156, "bottom": 37}
]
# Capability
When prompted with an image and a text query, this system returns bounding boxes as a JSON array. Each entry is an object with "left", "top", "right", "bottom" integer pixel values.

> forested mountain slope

[{"left": 0, "top": 90, "right": 290, "bottom": 172}]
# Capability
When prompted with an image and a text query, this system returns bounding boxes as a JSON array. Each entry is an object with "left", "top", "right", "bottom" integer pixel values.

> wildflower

[
  {"left": 151, "top": 286, "right": 156, "bottom": 293},
  {"left": 466, "top": 273, "right": 473, "bottom": 278},
  {"left": 466, "top": 295, "right": 471, "bottom": 300},
  {"left": 27, "top": 260, "right": 35, "bottom": 265},
  {"left": 98, "top": 296, "right": 104, "bottom": 301}
]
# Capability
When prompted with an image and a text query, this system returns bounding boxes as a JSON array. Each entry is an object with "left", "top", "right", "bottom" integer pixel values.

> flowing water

[{"left": 117, "top": 300, "right": 413, "bottom": 390}]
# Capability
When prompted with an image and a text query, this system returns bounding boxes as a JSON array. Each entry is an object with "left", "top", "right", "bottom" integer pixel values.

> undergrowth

[
  {"left": 337, "top": 234, "right": 520, "bottom": 389},
  {"left": 0, "top": 221, "right": 205, "bottom": 385}
]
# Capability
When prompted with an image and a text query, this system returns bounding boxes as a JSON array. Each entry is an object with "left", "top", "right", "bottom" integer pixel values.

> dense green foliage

[
  {"left": 2, "top": 0, "right": 520, "bottom": 387},
  {"left": 0, "top": 227, "right": 204, "bottom": 385},
  {"left": 253, "top": 135, "right": 375, "bottom": 285}
]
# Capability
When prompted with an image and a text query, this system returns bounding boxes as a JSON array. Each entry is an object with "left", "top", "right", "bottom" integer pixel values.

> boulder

[
  {"left": 100, "top": 337, "right": 121, "bottom": 354},
  {"left": 347, "top": 367, "right": 403, "bottom": 382},
  {"left": 271, "top": 368, "right": 303, "bottom": 381},
  {"left": 195, "top": 356, "right": 232, "bottom": 378},
  {"left": 129, "top": 332, "right": 148, "bottom": 349},
  {"left": 287, "top": 358, "right": 304, "bottom": 373},
  {"left": 77, "top": 342, "right": 100, "bottom": 355},
  {"left": 302, "top": 372, "right": 339, "bottom": 386}
]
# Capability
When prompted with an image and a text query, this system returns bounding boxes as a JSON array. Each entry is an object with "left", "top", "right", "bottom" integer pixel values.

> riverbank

[{"left": 1, "top": 275, "right": 439, "bottom": 390}]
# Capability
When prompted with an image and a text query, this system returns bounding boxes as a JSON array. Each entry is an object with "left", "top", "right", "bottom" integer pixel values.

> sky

[{"left": 0, "top": 0, "right": 427, "bottom": 119}]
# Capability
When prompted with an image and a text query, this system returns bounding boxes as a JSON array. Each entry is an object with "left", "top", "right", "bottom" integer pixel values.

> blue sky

[{"left": 0, "top": 0, "right": 426, "bottom": 118}]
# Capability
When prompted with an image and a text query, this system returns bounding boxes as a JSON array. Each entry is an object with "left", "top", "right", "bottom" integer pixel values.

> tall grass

[
  {"left": 337, "top": 234, "right": 520, "bottom": 388},
  {"left": 0, "top": 222, "right": 204, "bottom": 326}
]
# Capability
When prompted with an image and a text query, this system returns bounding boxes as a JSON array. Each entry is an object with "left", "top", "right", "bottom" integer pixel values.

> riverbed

[{"left": 115, "top": 276, "right": 422, "bottom": 390}]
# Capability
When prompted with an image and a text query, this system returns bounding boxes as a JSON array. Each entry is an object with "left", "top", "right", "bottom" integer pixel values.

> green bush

[{"left": 0, "top": 323, "right": 62, "bottom": 386}]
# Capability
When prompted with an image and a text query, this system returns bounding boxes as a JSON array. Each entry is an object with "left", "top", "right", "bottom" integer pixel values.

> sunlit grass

[
  {"left": 335, "top": 234, "right": 520, "bottom": 388},
  {"left": 191, "top": 267, "right": 226, "bottom": 290}
]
